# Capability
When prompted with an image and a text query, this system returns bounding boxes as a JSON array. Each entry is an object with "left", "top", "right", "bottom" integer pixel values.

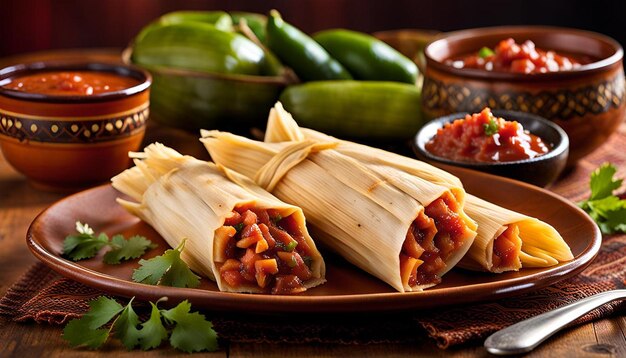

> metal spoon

[{"left": 484, "top": 289, "right": 626, "bottom": 355}]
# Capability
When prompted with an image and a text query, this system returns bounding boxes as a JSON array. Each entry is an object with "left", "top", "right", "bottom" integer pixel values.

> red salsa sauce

[
  {"left": 425, "top": 108, "right": 550, "bottom": 163},
  {"left": 446, "top": 38, "right": 589, "bottom": 74},
  {"left": 2, "top": 71, "right": 140, "bottom": 96}
]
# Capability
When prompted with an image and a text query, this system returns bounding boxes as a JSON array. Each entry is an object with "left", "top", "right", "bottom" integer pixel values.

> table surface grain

[{"left": 1, "top": 49, "right": 626, "bottom": 358}]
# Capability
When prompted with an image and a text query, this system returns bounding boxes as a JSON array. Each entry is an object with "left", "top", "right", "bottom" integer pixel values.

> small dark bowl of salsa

[{"left": 414, "top": 108, "right": 569, "bottom": 187}]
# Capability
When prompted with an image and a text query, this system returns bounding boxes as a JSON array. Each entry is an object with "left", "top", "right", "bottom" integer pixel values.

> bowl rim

[
  {"left": 424, "top": 25, "right": 624, "bottom": 80},
  {"left": 414, "top": 109, "right": 570, "bottom": 167},
  {"left": 0, "top": 61, "right": 152, "bottom": 103}
]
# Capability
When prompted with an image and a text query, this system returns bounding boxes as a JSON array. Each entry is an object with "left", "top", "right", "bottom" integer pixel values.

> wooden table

[{"left": 2, "top": 50, "right": 626, "bottom": 357}]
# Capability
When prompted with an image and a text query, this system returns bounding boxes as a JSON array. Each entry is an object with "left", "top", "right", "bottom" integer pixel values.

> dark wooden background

[{"left": 2, "top": 0, "right": 625, "bottom": 57}]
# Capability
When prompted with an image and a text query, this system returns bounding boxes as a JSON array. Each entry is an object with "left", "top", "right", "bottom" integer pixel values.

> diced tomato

[
  {"left": 255, "top": 238, "right": 269, "bottom": 253},
  {"left": 290, "top": 252, "right": 312, "bottom": 281},
  {"left": 220, "top": 259, "right": 241, "bottom": 273},
  {"left": 223, "top": 211, "right": 242, "bottom": 226},
  {"left": 222, "top": 270, "right": 246, "bottom": 288},
  {"left": 252, "top": 208, "right": 271, "bottom": 225},
  {"left": 237, "top": 223, "right": 264, "bottom": 249},
  {"left": 402, "top": 230, "right": 425, "bottom": 259},
  {"left": 272, "top": 275, "right": 306, "bottom": 295},
  {"left": 240, "top": 248, "right": 261, "bottom": 282},
  {"left": 242, "top": 210, "right": 258, "bottom": 226},
  {"left": 258, "top": 223, "right": 276, "bottom": 249}
]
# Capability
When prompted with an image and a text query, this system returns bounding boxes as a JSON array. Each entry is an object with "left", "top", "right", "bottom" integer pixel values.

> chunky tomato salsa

[
  {"left": 446, "top": 38, "right": 587, "bottom": 74},
  {"left": 401, "top": 191, "right": 471, "bottom": 288},
  {"left": 425, "top": 108, "right": 550, "bottom": 163},
  {"left": 214, "top": 206, "right": 314, "bottom": 295},
  {"left": 2, "top": 71, "right": 140, "bottom": 96}
]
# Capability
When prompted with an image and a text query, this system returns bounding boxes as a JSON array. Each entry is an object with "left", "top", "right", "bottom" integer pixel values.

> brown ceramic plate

[{"left": 27, "top": 166, "right": 601, "bottom": 313}]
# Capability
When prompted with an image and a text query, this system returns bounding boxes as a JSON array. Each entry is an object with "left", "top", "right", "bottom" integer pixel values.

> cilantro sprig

[
  {"left": 63, "top": 221, "right": 156, "bottom": 263},
  {"left": 132, "top": 239, "right": 201, "bottom": 288},
  {"left": 483, "top": 117, "right": 499, "bottom": 136},
  {"left": 63, "top": 296, "right": 218, "bottom": 353},
  {"left": 578, "top": 163, "right": 626, "bottom": 234}
]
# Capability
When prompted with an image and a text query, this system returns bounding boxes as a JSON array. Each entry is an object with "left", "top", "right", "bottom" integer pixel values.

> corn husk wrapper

[
  {"left": 265, "top": 103, "right": 574, "bottom": 273},
  {"left": 201, "top": 106, "right": 478, "bottom": 292},
  {"left": 111, "top": 143, "right": 325, "bottom": 293},
  {"left": 460, "top": 194, "right": 574, "bottom": 272}
]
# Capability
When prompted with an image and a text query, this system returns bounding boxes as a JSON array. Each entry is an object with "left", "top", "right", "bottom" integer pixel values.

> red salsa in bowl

[
  {"left": 2, "top": 71, "right": 141, "bottom": 96},
  {"left": 425, "top": 108, "right": 550, "bottom": 163},
  {"left": 446, "top": 38, "right": 590, "bottom": 74}
]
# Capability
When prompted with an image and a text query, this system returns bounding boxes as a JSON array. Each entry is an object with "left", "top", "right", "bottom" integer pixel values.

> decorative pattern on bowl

[
  {"left": 423, "top": 75, "right": 624, "bottom": 120},
  {"left": 0, "top": 62, "right": 151, "bottom": 191},
  {"left": 0, "top": 105, "right": 148, "bottom": 143}
]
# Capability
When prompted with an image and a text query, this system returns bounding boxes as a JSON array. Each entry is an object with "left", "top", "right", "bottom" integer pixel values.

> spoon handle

[{"left": 484, "top": 289, "right": 626, "bottom": 355}]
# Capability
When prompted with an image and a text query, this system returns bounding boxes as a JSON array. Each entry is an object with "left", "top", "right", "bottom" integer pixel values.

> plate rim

[{"left": 26, "top": 167, "right": 602, "bottom": 313}]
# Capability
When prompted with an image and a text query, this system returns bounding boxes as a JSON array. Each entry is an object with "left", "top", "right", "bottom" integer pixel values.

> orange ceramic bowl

[
  {"left": 422, "top": 26, "right": 624, "bottom": 164},
  {"left": 0, "top": 62, "right": 151, "bottom": 191}
]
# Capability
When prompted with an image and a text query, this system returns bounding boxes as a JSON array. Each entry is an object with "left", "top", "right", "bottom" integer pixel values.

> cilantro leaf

[
  {"left": 598, "top": 205, "right": 626, "bottom": 234},
  {"left": 63, "top": 232, "right": 109, "bottom": 261},
  {"left": 62, "top": 296, "right": 219, "bottom": 353},
  {"left": 590, "top": 163, "right": 623, "bottom": 200},
  {"left": 161, "top": 300, "right": 218, "bottom": 353},
  {"left": 578, "top": 163, "right": 626, "bottom": 235},
  {"left": 63, "top": 221, "right": 154, "bottom": 264},
  {"left": 132, "top": 239, "right": 200, "bottom": 288},
  {"left": 483, "top": 118, "right": 499, "bottom": 136},
  {"left": 63, "top": 319, "right": 110, "bottom": 349},
  {"left": 112, "top": 298, "right": 141, "bottom": 350},
  {"left": 62, "top": 297, "right": 124, "bottom": 349},
  {"left": 137, "top": 302, "right": 168, "bottom": 350},
  {"left": 104, "top": 235, "right": 156, "bottom": 265}
]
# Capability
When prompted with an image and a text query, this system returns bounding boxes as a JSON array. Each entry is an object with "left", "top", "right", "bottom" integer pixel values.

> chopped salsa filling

[
  {"left": 400, "top": 192, "right": 471, "bottom": 288},
  {"left": 492, "top": 224, "right": 522, "bottom": 271},
  {"left": 425, "top": 107, "right": 550, "bottom": 163},
  {"left": 446, "top": 38, "right": 588, "bottom": 74},
  {"left": 214, "top": 205, "right": 314, "bottom": 294}
]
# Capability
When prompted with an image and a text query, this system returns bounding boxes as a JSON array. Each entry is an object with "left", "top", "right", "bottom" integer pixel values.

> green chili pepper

[
  {"left": 132, "top": 22, "right": 265, "bottom": 76},
  {"left": 313, "top": 29, "right": 418, "bottom": 84},
  {"left": 279, "top": 81, "right": 423, "bottom": 140},
  {"left": 265, "top": 10, "right": 352, "bottom": 81},
  {"left": 158, "top": 10, "right": 233, "bottom": 32}
]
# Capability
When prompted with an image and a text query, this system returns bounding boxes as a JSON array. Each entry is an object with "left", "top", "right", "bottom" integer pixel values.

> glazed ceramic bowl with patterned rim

[
  {"left": 0, "top": 62, "right": 151, "bottom": 191},
  {"left": 422, "top": 26, "right": 624, "bottom": 165}
]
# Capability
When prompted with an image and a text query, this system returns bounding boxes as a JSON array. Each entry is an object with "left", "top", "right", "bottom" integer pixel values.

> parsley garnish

[
  {"left": 132, "top": 239, "right": 200, "bottom": 288},
  {"left": 62, "top": 296, "right": 218, "bottom": 352},
  {"left": 234, "top": 223, "right": 244, "bottom": 233},
  {"left": 483, "top": 117, "right": 499, "bottom": 136},
  {"left": 63, "top": 221, "right": 155, "bottom": 263},
  {"left": 478, "top": 46, "right": 495, "bottom": 58},
  {"left": 578, "top": 163, "right": 626, "bottom": 234}
]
